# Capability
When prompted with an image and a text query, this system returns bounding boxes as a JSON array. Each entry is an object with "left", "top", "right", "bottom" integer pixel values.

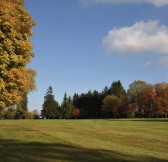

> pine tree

[
  {"left": 41, "top": 86, "right": 59, "bottom": 119},
  {"left": 61, "top": 92, "right": 74, "bottom": 119},
  {"left": 110, "top": 81, "right": 126, "bottom": 98}
]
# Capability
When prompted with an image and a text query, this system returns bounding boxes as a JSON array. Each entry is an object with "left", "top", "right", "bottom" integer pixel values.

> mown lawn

[{"left": 0, "top": 119, "right": 168, "bottom": 162}]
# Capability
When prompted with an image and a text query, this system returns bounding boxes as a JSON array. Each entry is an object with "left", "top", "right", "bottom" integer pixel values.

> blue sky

[{"left": 25, "top": 0, "right": 168, "bottom": 111}]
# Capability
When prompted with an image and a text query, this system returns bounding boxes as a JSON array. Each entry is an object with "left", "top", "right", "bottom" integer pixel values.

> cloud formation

[
  {"left": 159, "top": 57, "right": 168, "bottom": 66},
  {"left": 144, "top": 60, "right": 153, "bottom": 68},
  {"left": 80, "top": 0, "right": 168, "bottom": 7},
  {"left": 103, "top": 20, "right": 168, "bottom": 55}
]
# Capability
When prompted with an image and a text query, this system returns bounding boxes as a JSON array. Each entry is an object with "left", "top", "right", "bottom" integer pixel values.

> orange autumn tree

[
  {"left": 155, "top": 83, "right": 168, "bottom": 118},
  {"left": 0, "top": 0, "right": 36, "bottom": 109},
  {"left": 141, "top": 84, "right": 155, "bottom": 118}
]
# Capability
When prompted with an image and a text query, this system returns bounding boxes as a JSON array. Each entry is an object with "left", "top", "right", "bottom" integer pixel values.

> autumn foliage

[
  {"left": 127, "top": 81, "right": 168, "bottom": 118},
  {"left": 0, "top": 0, "right": 36, "bottom": 109},
  {"left": 73, "top": 108, "right": 80, "bottom": 119}
]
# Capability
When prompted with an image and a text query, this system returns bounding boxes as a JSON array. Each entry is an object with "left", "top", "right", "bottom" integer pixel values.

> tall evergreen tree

[
  {"left": 102, "top": 86, "right": 110, "bottom": 98},
  {"left": 61, "top": 92, "right": 74, "bottom": 119},
  {"left": 73, "top": 93, "right": 79, "bottom": 108},
  {"left": 41, "top": 86, "right": 59, "bottom": 119},
  {"left": 110, "top": 81, "right": 126, "bottom": 98}
]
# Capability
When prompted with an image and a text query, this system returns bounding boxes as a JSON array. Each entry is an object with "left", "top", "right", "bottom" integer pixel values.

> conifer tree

[
  {"left": 61, "top": 92, "right": 74, "bottom": 119},
  {"left": 41, "top": 86, "right": 59, "bottom": 119}
]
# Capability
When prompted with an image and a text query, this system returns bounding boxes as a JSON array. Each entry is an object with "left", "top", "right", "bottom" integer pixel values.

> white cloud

[
  {"left": 159, "top": 57, "right": 168, "bottom": 66},
  {"left": 103, "top": 20, "right": 168, "bottom": 55},
  {"left": 144, "top": 60, "right": 153, "bottom": 68},
  {"left": 80, "top": 0, "right": 168, "bottom": 7}
]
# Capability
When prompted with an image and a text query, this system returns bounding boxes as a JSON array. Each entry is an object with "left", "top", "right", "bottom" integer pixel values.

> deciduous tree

[
  {"left": 73, "top": 108, "right": 80, "bottom": 119},
  {"left": 127, "top": 80, "right": 147, "bottom": 117},
  {"left": 110, "top": 81, "right": 127, "bottom": 117},
  {"left": 102, "top": 95, "right": 121, "bottom": 118},
  {"left": 141, "top": 84, "right": 155, "bottom": 118},
  {"left": 155, "top": 83, "right": 168, "bottom": 118},
  {"left": 0, "top": 0, "right": 36, "bottom": 109},
  {"left": 15, "top": 93, "right": 28, "bottom": 119}
]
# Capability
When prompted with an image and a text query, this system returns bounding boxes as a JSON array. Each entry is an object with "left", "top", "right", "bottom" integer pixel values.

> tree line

[{"left": 41, "top": 80, "right": 168, "bottom": 119}]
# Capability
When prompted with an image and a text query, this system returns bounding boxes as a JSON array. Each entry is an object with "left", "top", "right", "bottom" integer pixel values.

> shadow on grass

[
  {"left": 108, "top": 119, "right": 168, "bottom": 123},
  {"left": 131, "top": 119, "right": 168, "bottom": 122},
  {"left": 0, "top": 139, "right": 167, "bottom": 162}
]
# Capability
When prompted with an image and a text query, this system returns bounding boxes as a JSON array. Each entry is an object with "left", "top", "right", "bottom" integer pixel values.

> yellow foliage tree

[{"left": 0, "top": 0, "right": 36, "bottom": 109}]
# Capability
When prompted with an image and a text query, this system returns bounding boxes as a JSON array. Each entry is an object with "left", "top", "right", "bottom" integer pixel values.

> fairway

[{"left": 0, "top": 119, "right": 168, "bottom": 162}]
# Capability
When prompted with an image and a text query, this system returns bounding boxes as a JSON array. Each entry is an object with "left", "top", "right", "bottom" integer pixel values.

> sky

[{"left": 25, "top": 0, "right": 168, "bottom": 112}]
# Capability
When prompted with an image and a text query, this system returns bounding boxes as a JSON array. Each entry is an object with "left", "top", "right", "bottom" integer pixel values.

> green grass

[{"left": 0, "top": 119, "right": 168, "bottom": 162}]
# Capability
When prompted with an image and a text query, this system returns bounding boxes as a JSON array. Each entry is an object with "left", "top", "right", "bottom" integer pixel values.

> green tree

[
  {"left": 66, "top": 96, "right": 75, "bottom": 119},
  {"left": 41, "top": 86, "right": 59, "bottom": 119},
  {"left": 101, "top": 86, "right": 110, "bottom": 98},
  {"left": 110, "top": 81, "right": 127, "bottom": 117},
  {"left": 0, "top": 109, "right": 5, "bottom": 119},
  {"left": 5, "top": 106, "right": 16, "bottom": 119},
  {"left": 60, "top": 92, "right": 68, "bottom": 119},
  {"left": 102, "top": 95, "right": 121, "bottom": 118},
  {"left": 15, "top": 93, "right": 28, "bottom": 119},
  {"left": 73, "top": 93, "right": 79, "bottom": 107},
  {"left": 110, "top": 81, "right": 126, "bottom": 96},
  {"left": 61, "top": 92, "right": 74, "bottom": 119},
  {"left": 32, "top": 109, "right": 40, "bottom": 119},
  {"left": 0, "top": 0, "right": 36, "bottom": 109}
]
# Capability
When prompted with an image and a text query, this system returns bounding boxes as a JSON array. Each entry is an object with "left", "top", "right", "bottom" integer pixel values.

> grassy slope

[{"left": 0, "top": 119, "right": 168, "bottom": 162}]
